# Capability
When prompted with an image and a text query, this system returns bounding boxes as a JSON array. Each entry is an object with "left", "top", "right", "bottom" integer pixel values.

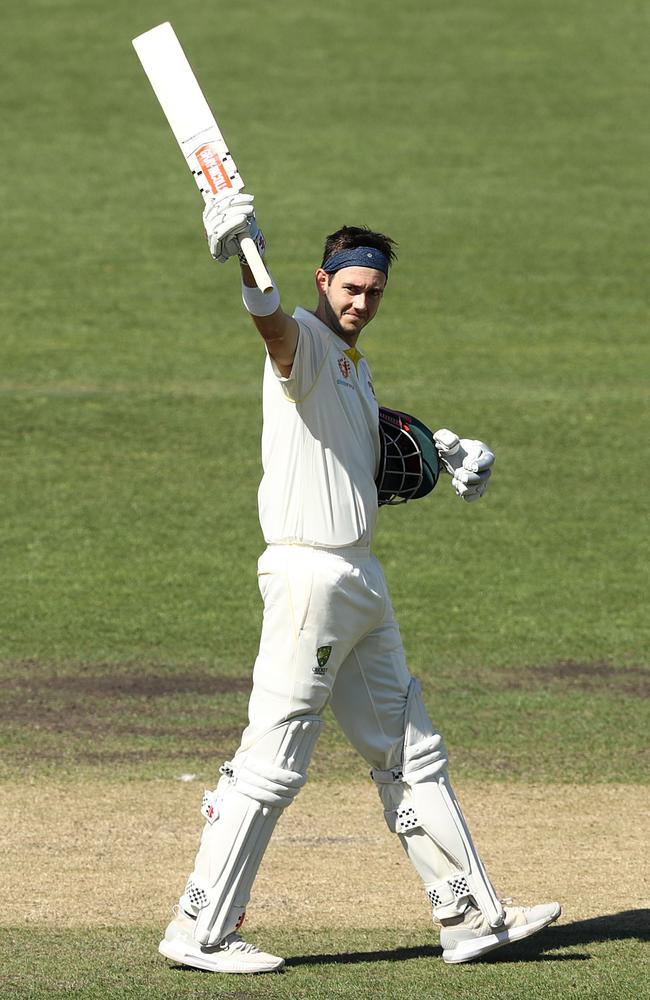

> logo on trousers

[{"left": 313, "top": 645, "right": 332, "bottom": 674}]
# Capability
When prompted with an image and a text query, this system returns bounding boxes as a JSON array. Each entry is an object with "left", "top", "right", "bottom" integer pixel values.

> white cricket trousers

[{"left": 237, "top": 543, "right": 414, "bottom": 771}]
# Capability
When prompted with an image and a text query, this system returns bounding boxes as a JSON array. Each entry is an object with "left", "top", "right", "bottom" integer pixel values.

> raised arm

[{"left": 202, "top": 193, "right": 298, "bottom": 375}]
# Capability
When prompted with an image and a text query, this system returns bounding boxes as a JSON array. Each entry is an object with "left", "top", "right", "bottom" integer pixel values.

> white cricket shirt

[{"left": 258, "top": 307, "right": 381, "bottom": 547}]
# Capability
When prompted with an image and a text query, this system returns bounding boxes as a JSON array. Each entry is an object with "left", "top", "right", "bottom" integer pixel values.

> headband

[{"left": 322, "top": 246, "right": 390, "bottom": 276}]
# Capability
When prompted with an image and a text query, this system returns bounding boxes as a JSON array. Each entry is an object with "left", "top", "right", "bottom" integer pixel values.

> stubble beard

[{"left": 322, "top": 293, "right": 365, "bottom": 343}]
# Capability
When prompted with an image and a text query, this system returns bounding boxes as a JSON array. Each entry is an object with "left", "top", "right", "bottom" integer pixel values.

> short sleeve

[{"left": 269, "top": 315, "right": 329, "bottom": 402}]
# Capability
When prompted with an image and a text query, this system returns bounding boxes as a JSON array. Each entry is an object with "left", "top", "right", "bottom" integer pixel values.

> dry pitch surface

[{"left": 2, "top": 780, "right": 647, "bottom": 930}]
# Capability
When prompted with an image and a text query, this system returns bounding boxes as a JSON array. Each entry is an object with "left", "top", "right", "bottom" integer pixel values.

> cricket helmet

[{"left": 376, "top": 406, "right": 440, "bottom": 506}]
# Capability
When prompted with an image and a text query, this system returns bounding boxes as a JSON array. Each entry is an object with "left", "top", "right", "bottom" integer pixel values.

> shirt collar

[{"left": 293, "top": 307, "right": 364, "bottom": 357}]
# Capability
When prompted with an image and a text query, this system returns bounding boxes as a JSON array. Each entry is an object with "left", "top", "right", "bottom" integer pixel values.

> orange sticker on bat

[{"left": 195, "top": 144, "right": 233, "bottom": 194}]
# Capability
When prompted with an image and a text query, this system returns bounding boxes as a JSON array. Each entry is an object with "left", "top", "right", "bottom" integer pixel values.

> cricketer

[{"left": 157, "top": 193, "right": 561, "bottom": 973}]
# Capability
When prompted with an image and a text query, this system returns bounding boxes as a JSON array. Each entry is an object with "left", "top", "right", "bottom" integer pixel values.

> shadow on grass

[
  {"left": 478, "top": 909, "right": 650, "bottom": 964},
  {"left": 284, "top": 910, "right": 649, "bottom": 968},
  {"left": 286, "top": 943, "right": 441, "bottom": 968}
]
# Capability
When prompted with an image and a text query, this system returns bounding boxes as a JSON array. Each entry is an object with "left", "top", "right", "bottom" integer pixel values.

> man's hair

[{"left": 321, "top": 226, "right": 398, "bottom": 269}]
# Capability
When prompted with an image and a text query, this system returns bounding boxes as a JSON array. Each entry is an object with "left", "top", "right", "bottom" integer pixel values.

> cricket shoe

[
  {"left": 439, "top": 900, "right": 561, "bottom": 964},
  {"left": 159, "top": 910, "right": 285, "bottom": 974}
]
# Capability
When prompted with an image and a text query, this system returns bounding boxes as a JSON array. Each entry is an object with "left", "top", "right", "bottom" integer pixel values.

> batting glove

[
  {"left": 202, "top": 193, "right": 266, "bottom": 264},
  {"left": 433, "top": 428, "right": 495, "bottom": 502}
]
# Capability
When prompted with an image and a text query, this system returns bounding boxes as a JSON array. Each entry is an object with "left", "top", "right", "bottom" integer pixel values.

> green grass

[
  {"left": 0, "top": 1, "right": 649, "bottom": 996},
  {"left": 1, "top": 920, "right": 648, "bottom": 999},
  {"left": 1, "top": 656, "right": 647, "bottom": 783},
  {"left": 2, "top": 0, "right": 648, "bottom": 680}
]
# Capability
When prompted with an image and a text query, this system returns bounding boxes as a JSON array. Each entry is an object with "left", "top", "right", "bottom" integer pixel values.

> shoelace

[{"left": 221, "top": 932, "right": 260, "bottom": 954}]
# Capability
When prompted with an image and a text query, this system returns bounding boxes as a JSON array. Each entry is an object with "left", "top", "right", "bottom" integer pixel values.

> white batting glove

[
  {"left": 433, "top": 428, "right": 495, "bottom": 502},
  {"left": 202, "top": 192, "right": 266, "bottom": 264}
]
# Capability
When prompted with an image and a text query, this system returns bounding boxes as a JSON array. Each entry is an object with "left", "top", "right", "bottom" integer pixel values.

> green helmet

[{"left": 376, "top": 407, "right": 440, "bottom": 506}]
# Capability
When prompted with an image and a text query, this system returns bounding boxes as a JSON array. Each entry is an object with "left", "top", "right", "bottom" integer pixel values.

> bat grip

[{"left": 239, "top": 236, "right": 273, "bottom": 293}]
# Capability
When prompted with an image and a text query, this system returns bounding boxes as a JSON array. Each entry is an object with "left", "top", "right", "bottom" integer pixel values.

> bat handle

[{"left": 238, "top": 236, "right": 273, "bottom": 294}]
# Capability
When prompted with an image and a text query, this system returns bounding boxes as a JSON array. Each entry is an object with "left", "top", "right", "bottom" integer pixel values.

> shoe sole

[
  {"left": 442, "top": 903, "right": 561, "bottom": 964},
  {"left": 158, "top": 938, "right": 285, "bottom": 974}
]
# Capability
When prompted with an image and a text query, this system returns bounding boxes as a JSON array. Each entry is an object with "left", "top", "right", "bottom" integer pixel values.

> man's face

[{"left": 315, "top": 265, "right": 387, "bottom": 341}]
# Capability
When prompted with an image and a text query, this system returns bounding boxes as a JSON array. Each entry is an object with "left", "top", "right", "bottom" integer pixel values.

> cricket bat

[{"left": 132, "top": 22, "right": 272, "bottom": 292}]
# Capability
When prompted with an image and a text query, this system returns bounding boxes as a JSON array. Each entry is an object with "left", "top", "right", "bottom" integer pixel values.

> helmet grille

[{"left": 377, "top": 409, "right": 424, "bottom": 505}]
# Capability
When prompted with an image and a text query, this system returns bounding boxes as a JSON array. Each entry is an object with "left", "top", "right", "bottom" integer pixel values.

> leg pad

[
  {"left": 372, "top": 679, "right": 504, "bottom": 928},
  {"left": 183, "top": 715, "right": 322, "bottom": 946}
]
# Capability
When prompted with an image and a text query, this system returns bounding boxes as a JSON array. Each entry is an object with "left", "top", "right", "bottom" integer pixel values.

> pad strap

[{"left": 426, "top": 874, "right": 472, "bottom": 908}]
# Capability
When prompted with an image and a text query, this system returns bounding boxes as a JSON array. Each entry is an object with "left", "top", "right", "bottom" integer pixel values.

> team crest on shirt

[
  {"left": 337, "top": 357, "right": 352, "bottom": 380},
  {"left": 313, "top": 645, "right": 332, "bottom": 674}
]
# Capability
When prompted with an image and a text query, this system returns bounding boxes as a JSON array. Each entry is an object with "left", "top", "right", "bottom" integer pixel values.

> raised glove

[
  {"left": 433, "top": 428, "right": 495, "bottom": 502},
  {"left": 202, "top": 192, "right": 266, "bottom": 263}
]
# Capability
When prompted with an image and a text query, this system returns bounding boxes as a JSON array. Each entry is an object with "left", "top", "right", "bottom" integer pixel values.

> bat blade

[{"left": 132, "top": 22, "right": 272, "bottom": 291}]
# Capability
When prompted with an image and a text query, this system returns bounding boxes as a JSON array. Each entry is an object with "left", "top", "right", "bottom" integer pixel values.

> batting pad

[
  {"left": 372, "top": 679, "right": 505, "bottom": 929},
  {"left": 183, "top": 715, "right": 321, "bottom": 947}
]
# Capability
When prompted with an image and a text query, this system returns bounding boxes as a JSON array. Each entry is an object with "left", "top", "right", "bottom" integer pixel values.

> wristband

[{"left": 241, "top": 278, "right": 281, "bottom": 317}]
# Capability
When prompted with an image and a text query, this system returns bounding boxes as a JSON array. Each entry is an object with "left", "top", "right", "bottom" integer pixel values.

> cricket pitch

[{"left": 1, "top": 780, "right": 646, "bottom": 930}]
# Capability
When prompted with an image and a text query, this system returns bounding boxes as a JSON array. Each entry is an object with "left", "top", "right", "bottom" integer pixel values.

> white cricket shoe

[
  {"left": 158, "top": 911, "right": 285, "bottom": 974},
  {"left": 439, "top": 900, "right": 561, "bottom": 964}
]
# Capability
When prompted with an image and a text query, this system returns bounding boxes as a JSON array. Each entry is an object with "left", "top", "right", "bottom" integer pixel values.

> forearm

[
  {"left": 239, "top": 262, "right": 298, "bottom": 367},
  {"left": 201, "top": 192, "right": 298, "bottom": 366},
  {"left": 240, "top": 261, "right": 258, "bottom": 290}
]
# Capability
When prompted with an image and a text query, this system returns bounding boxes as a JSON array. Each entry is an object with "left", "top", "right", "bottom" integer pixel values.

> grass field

[{"left": 1, "top": 0, "right": 648, "bottom": 997}]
